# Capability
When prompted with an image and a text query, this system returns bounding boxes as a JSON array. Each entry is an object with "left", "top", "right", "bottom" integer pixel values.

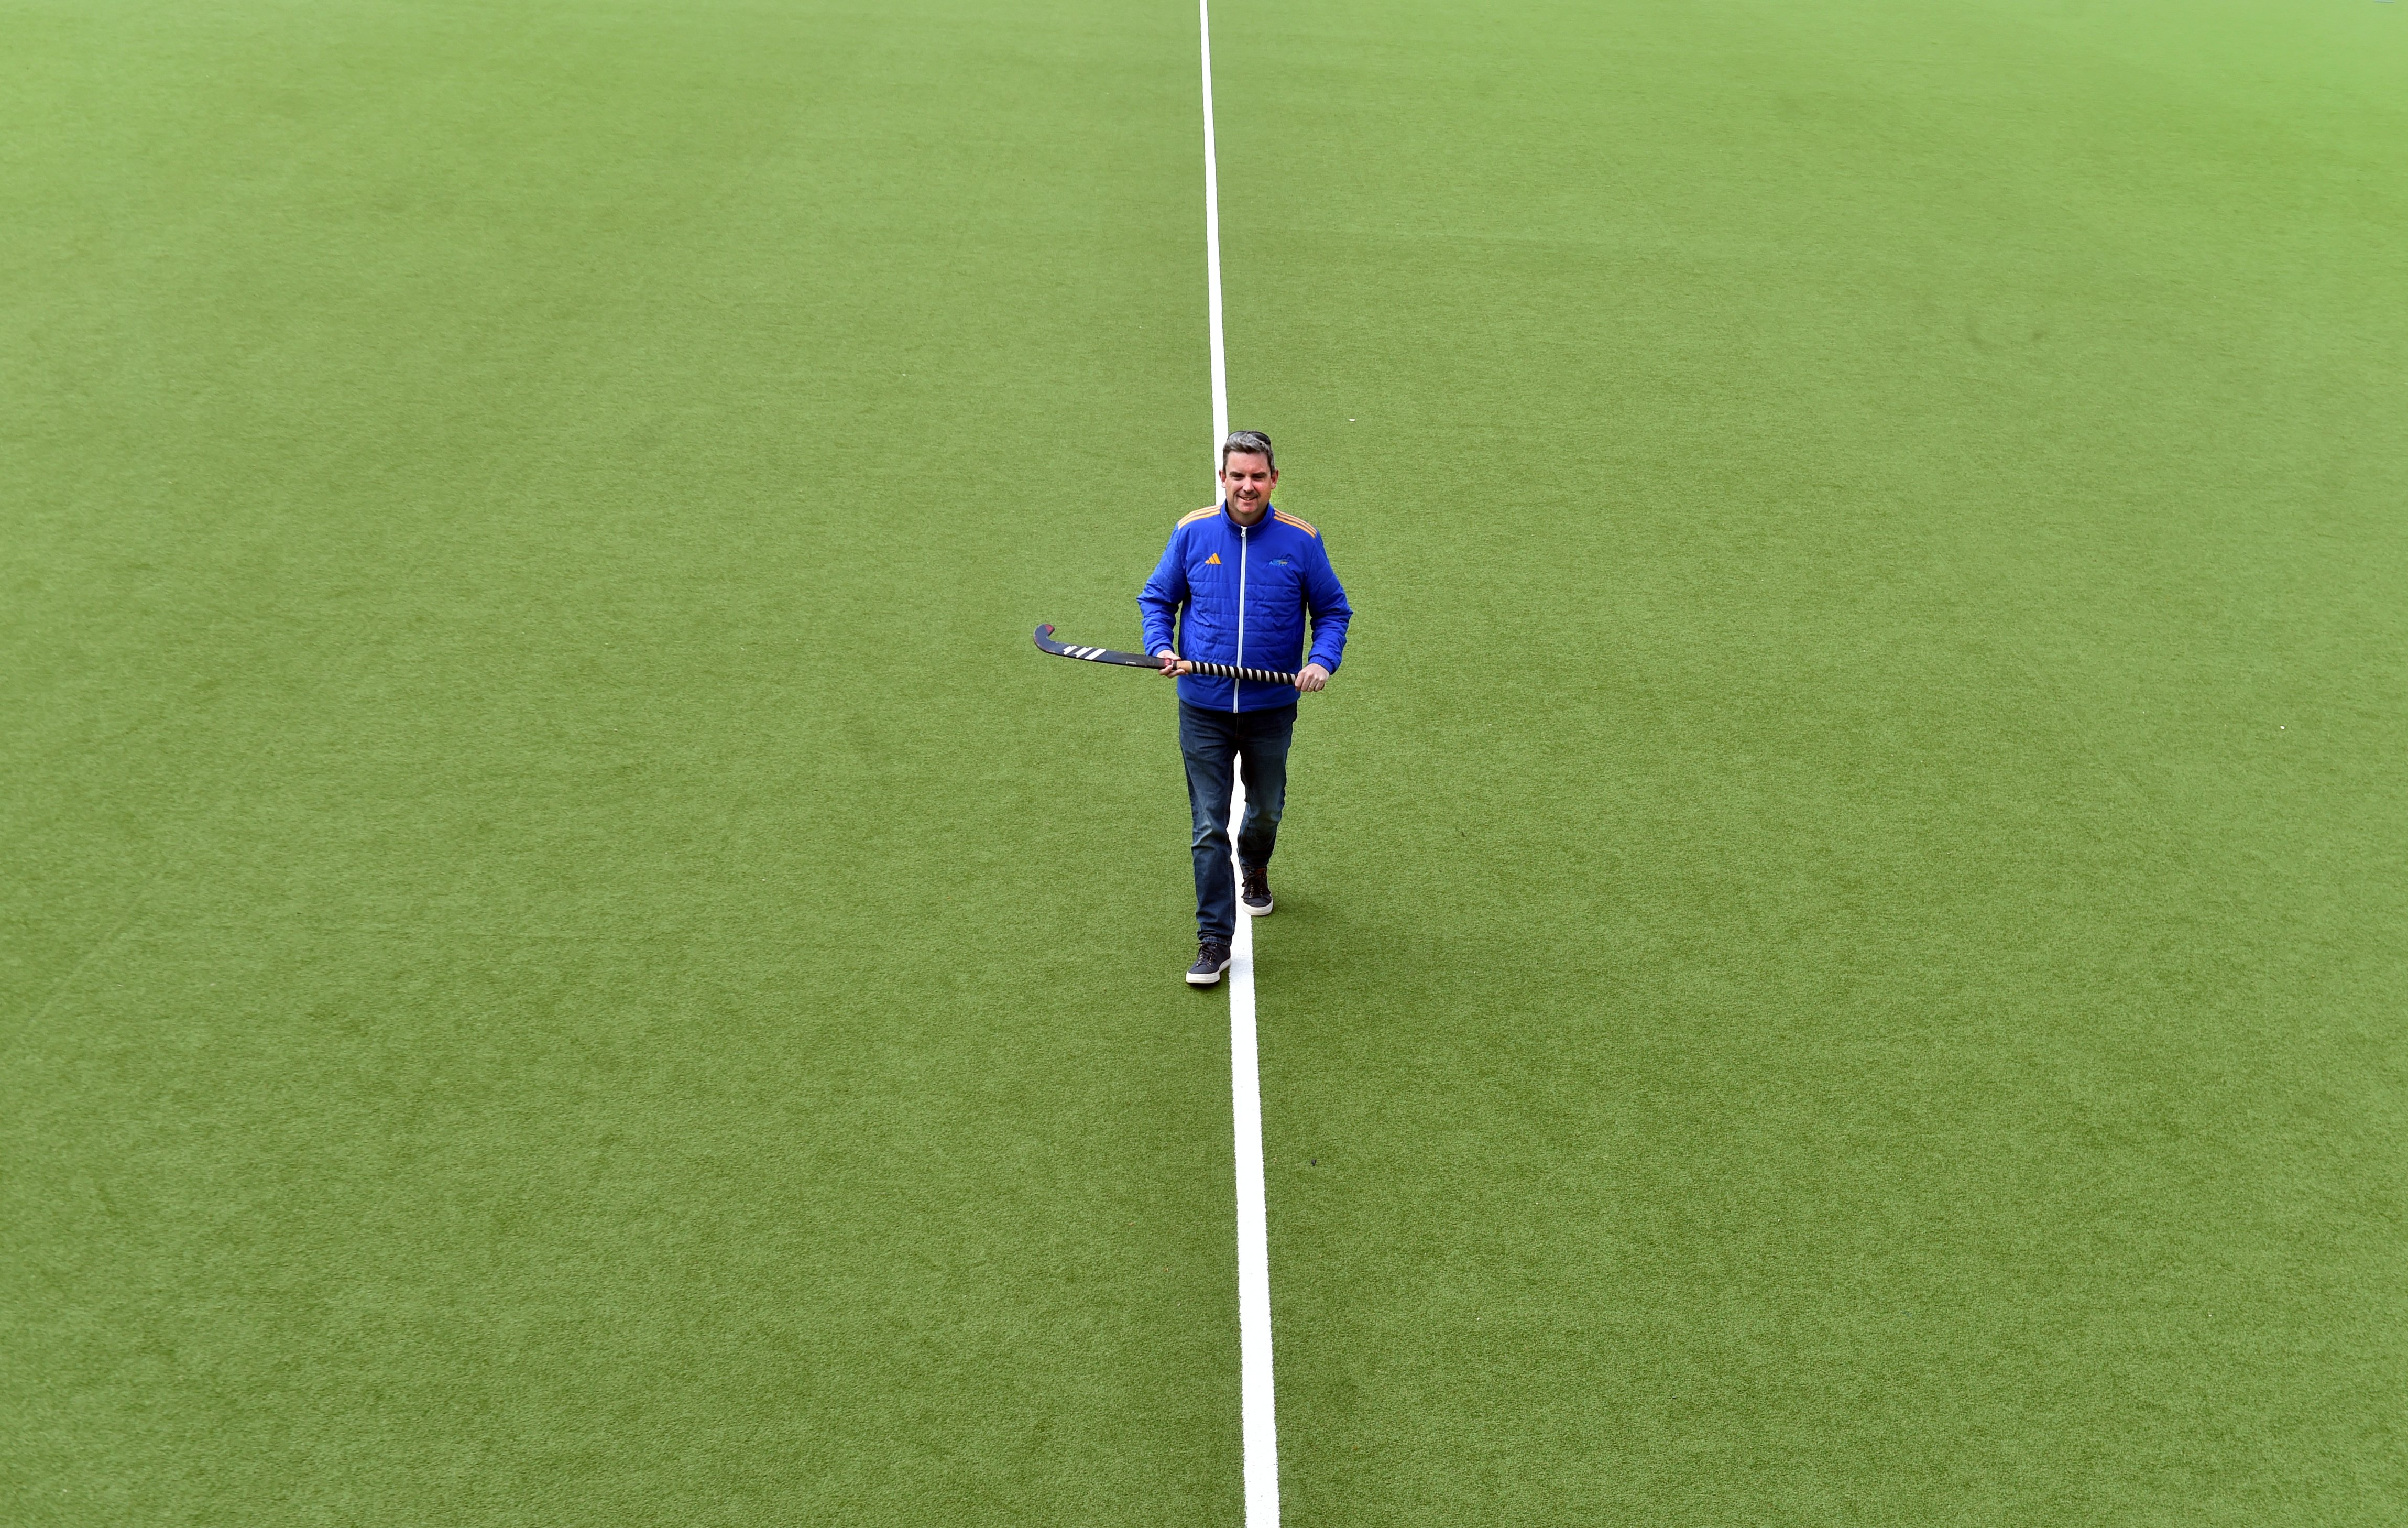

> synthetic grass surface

[
  {"left": 6, "top": 2, "right": 1246, "bottom": 1521},
  {"left": 1225, "top": 1, "right": 2408, "bottom": 1521},
  {"left": 5, "top": 0, "right": 2405, "bottom": 1524}
]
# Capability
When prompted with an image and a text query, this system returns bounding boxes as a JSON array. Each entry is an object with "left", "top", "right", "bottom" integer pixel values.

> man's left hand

[{"left": 1296, "top": 663, "right": 1331, "bottom": 693}]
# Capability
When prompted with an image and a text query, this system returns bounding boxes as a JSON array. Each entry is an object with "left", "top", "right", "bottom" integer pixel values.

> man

[{"left": 1139, "top": 430, "right": 1353, "bottom": 986}]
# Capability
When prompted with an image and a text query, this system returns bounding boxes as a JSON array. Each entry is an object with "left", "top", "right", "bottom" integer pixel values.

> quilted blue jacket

[{"left": 1138, "top": 501, "right": 1352, "bottom": 712}]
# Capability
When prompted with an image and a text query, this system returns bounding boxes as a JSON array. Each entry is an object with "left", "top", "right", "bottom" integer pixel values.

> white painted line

[
  {"left": 1200, "top": 4, "right": 1279, "bottom": 1523},
  {"left": 1223, "top": 794, "right": 1279, "bottom": 1528},
  {"left": 1200, "top": 0, "right": 1231, "bottom": 455}
]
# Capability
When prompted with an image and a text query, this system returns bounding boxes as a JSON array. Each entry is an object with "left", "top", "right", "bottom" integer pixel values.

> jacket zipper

[{"left": 1232, "top": 522, "right": 1248, "bottom": 713}]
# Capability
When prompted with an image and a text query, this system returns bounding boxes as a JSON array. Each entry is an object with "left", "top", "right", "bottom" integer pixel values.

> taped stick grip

[{"left": 1183, "top": 659, "right": 1299, "bottom": 685}]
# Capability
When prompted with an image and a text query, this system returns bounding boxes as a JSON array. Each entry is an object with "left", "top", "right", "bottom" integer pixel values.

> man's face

[{"left": 1220, "top": 452, "right": 1276, "bottom": 519}]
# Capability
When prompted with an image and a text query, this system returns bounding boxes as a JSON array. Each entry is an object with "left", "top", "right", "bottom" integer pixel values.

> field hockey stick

[{"left": 1033, "top": 625, "right": 1298, "bottom": 685}]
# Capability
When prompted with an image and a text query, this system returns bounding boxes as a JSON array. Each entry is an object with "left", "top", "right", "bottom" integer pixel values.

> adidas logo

[{"left": 1205, "top": 553, "right": 1222, "bottom": 564}]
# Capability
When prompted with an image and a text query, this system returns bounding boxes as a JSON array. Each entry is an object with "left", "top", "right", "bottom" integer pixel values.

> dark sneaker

[
  {"left": 1187, "top": 940, "right": 1232, "bottom": 987},
  {"left": 1240, "top": 865, "right": 1273, "bottom": 916}
]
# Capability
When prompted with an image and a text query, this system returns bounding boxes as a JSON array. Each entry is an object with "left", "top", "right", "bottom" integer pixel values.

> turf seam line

[{"left": 1200, "top": 3, "right": 1280, "bottom": 1523}]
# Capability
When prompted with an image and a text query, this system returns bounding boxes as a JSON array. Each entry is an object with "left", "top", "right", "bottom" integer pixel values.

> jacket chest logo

[{"left": 1205, "top": 552, "right": 1222, "bottom": 564}]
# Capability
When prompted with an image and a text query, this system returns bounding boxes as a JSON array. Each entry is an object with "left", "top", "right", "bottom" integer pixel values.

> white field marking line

[
  {"left": 1200, "top": 5, "right": 1279, "bottom": 1525},
  {"left": 1200, "top": 0, "right": 1229, "bottom": 454}
]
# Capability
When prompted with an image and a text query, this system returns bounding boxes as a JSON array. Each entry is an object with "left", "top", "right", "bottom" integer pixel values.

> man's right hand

[{"left": 1157, "top": 650, "right": 1191, "bottom": 677}]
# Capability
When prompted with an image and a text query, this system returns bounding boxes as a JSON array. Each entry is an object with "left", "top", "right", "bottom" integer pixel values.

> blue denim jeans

[{"left": 1179, "top": 701, "right": 1296, "bottom": 944}]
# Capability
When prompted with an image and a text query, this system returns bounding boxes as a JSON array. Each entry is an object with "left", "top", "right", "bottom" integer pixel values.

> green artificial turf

[
  {"left": 4, "top": 2, "right": 1244, "bottom": 1521},
  {"left": 1227, "top": 1, "right": 2408, "bottom": 1521},
  {"left": 5, "top": 0, "right": 2404, "bottom": 1523}
]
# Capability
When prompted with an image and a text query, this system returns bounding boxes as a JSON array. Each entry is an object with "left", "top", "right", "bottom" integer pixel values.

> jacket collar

[{"left": 1222, "top": 499, "right": 1274, "bottom": 531}]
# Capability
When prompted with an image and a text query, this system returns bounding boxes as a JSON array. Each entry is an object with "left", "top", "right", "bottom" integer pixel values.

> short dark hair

[{"left": 1219, "top": 430, "right": 1275, "bottom": 472}]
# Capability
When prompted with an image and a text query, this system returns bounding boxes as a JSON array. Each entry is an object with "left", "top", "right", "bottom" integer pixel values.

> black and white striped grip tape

[{"left": 1187, "top": 660, "right": 1299, "bottom": 685}]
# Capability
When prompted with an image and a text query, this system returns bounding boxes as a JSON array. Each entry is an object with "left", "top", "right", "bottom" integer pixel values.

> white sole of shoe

[
  {"left": 1186, "top": 961, "right": 1230, "bottom": 987},
  {"left": 1241, "top": 897, "right": 1272, "bottom": 916}
]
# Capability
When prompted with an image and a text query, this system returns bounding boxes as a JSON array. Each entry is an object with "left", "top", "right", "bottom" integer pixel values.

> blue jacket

[{"left": 1139, "top": 502, "right": 1352, "bottom": 712}]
